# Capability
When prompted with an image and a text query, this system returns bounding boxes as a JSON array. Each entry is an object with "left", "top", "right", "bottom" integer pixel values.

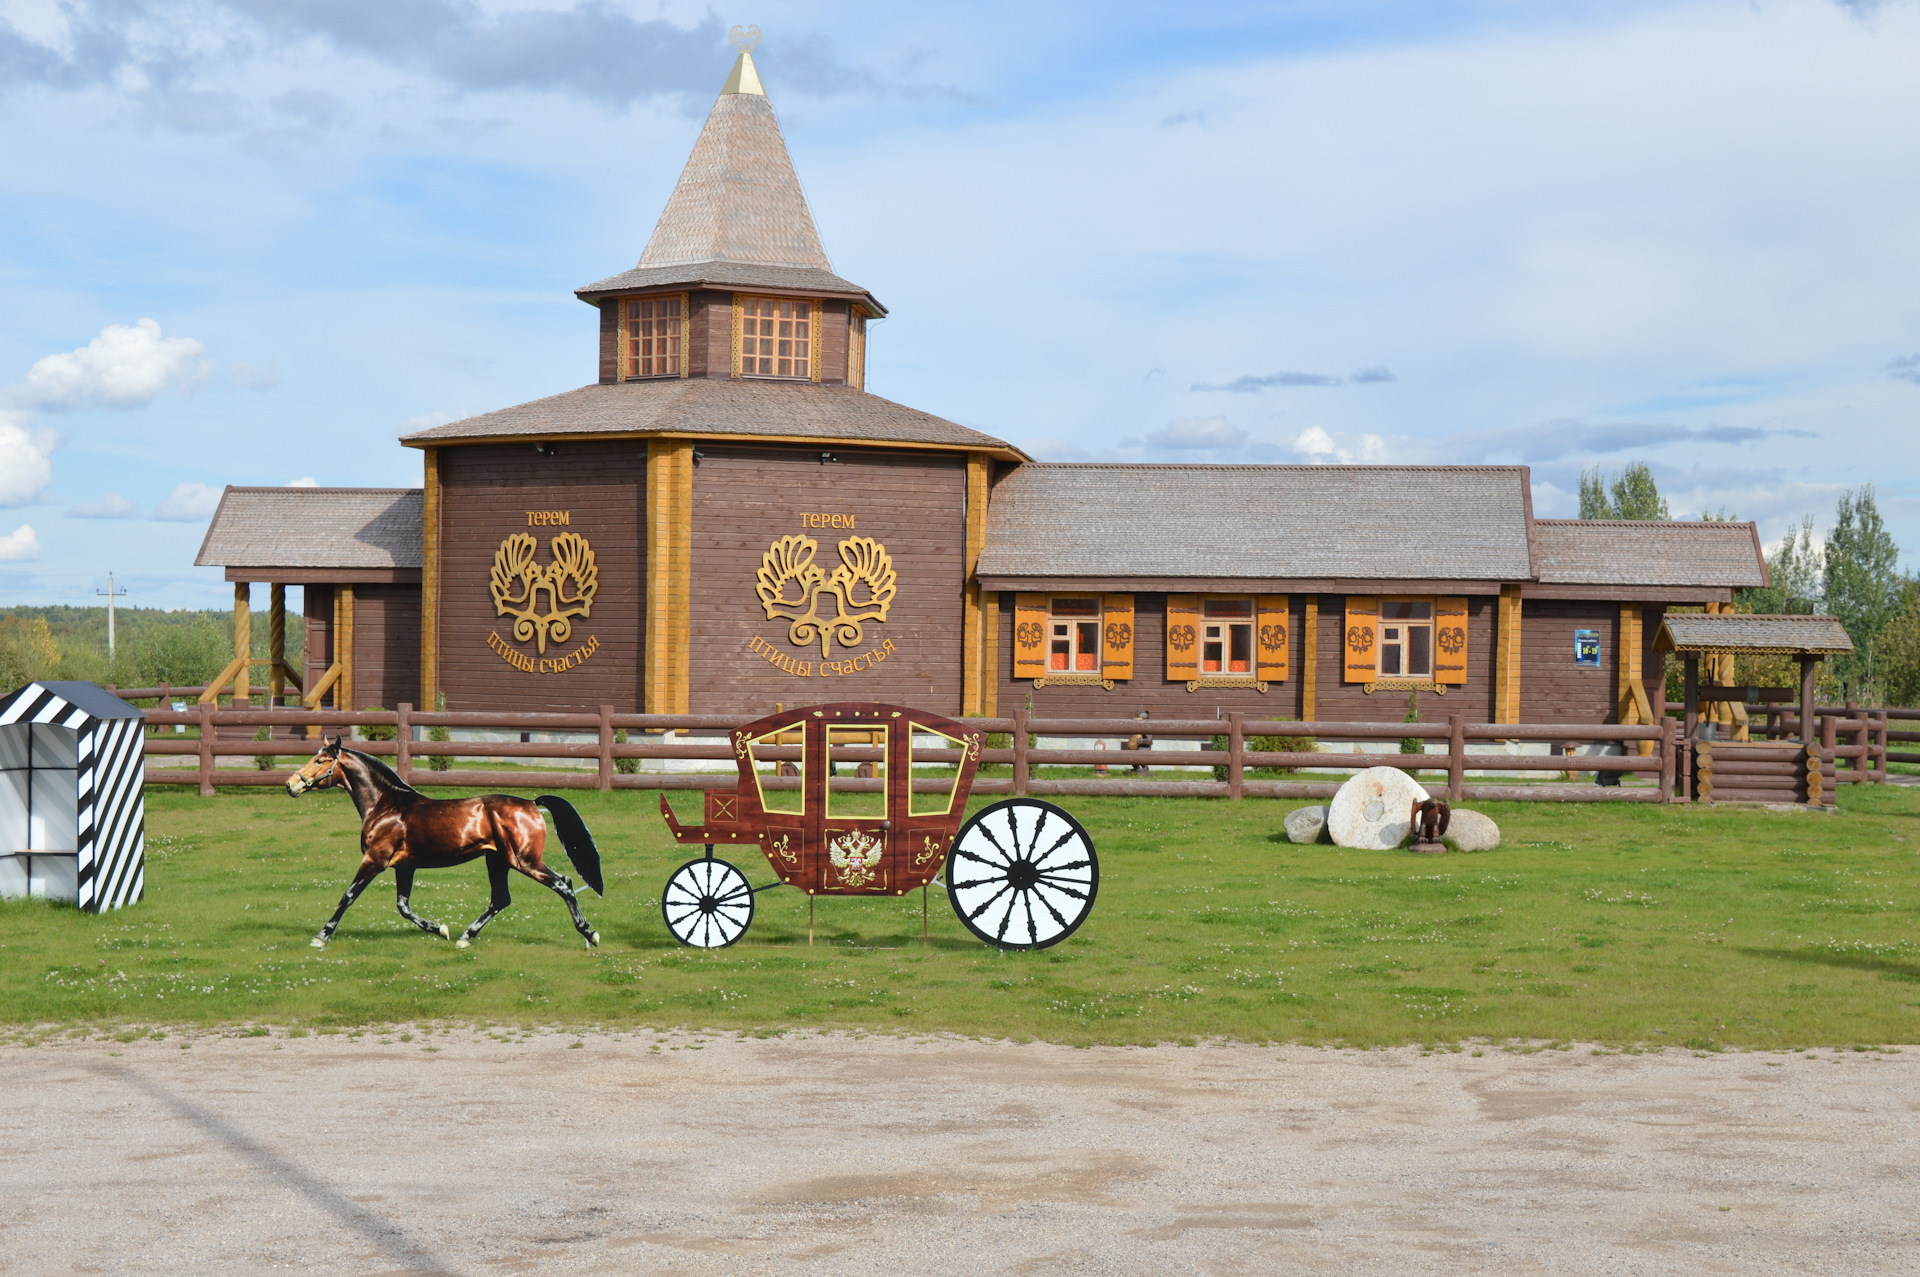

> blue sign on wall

[{"left": 1574, "top": 629, "right": 1601, "bottom": 667}]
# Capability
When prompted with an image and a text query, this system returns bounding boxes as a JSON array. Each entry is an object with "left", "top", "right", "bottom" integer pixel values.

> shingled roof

[
  {"left": 195, "top": 488, "right": 422, "bottom": 570},
  {"left": 976, "top": 464, "right": 1535, "bottom": 583},
  {"left": 1533, "top": 519, "right": 1766, "bottom": 588},
  {"left": 575, "top": 51, "right": 880, "bottom": 311},
  {"left": 398, "top": 377, "right": 1020, "bottom": 456},
  {"left": 1654, "top": 613, "right": 1855, "bottom": 655}
]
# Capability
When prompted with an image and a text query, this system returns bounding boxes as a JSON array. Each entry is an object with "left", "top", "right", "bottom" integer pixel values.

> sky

[{"left": 1, "top": 0, "right": 1917, "bottom": 611}]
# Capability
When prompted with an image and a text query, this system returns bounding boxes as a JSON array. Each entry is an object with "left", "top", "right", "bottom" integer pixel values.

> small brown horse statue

[{"left": 287, "top": 736, "right": 603, "bottom": 950}]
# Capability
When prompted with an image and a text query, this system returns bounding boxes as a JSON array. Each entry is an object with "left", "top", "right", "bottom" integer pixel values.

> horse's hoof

[
  {"left": 438, "top": 924, "right": 451, "bottom": 940},
  {"left": 585, "top": 932, "right": 599, "bottom": 949},
  {"left": 310, "top": 936, "right": 327, "bottom": 950},
  {"left": 456, "top": 938, "right": 470, "bottom": 949}
]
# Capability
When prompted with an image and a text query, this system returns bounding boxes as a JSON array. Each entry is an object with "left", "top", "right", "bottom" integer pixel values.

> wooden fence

[{"left": 126, "top": 698, "right": 1708, "bottom": 804}]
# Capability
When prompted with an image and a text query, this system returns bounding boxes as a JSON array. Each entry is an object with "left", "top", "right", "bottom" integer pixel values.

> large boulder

[
  {"left": 1284, "top": 805, "right": 1329, "bottom": 844},
  {"left": 1441, "top": 808, "right": 1500, "bottom": 852},
  {"left": 1327, "top": 767, "right": 1431, "bottom": 849}
]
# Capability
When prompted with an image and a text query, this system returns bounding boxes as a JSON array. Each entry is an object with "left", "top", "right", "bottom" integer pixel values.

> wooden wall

[
  {"left": 350, "top": 585, "right": 422, "bottom": 711},
  {"left": 436, "top": 441, "right": 646, "bottom": 713},
  {"left": 687, "top": 444, "right": 967, "bottom": 716},
  {"left": 303, "top": 587, "right": 334, "bottom": 698},
  {"left": 1519, "top": 600, "right": 1617, "bottom": 723},
  {"left": 819, "top": 301, "right": 849, "bottom": 384},
  {"left": 689, "top": 290, "right": 730, "bottom": 379},
  {"left": 597, "top": 301, "right": 617, "bottom": 384},
  {"left": 993, "top": 593, "right": 1503, "bottom": 725}
]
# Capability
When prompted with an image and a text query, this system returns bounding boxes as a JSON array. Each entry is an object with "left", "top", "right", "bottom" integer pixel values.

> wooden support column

[
  {"left": 1300, "top": 597, "right": 1318, "bottom": 722},
  {"left": 1617, "top": 603, "right": 1655, "bottom": 756},
  {"left": 338, "top": 585, "right": 355, "bottom": 713},
  {"left": 960, "top": 452, "right": 990, "bottom": 717},
  {"left": 396, "top": 703, "right": 412, "bottom": 783},
  {"left": 1494, "top": 585, "right": 1523, "bottom": 724},
  {"left": 420, "top": 445, "right": 439, "bottom": 710},
  {"left": 232, "top": 582, "right": 251, "bottom": 704},
  {"left": 645, "top": 438, "right": 694, "bottom": 715},
  {"left": 1798, "top": 655, "right": 1818, "bottom": 745},
  {"left": 1683, "top": 653, "right": 1700, "bottom": 740},
  {"left": 268, "top": 584, "right": 286, "bottom": 708}
]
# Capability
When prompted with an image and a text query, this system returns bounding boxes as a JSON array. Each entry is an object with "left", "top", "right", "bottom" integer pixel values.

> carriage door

[
  {"left": 742, "top": 722, "right": 808, "bottom": 887},
  {"left": 818, "top": 720, "right": 890, "bottom": 893}
]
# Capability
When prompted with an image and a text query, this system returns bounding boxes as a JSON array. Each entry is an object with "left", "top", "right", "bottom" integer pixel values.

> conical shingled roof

[{"left": 576, "top": 52, "right": 881, "bottom": 310}]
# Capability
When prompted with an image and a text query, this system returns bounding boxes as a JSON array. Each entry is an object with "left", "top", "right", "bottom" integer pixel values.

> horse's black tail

[{"left": 535, "top": 796, "right": 603, "bottom": 896}]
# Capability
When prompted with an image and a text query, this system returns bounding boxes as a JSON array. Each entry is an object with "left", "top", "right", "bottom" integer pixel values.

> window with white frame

[
  {"left": 1201, "top": 598, "right": 1254, "bottom": 676},
  {"left": 1378, "top": 600, "right": 1433, "bottom": 678},
  {"left": 1048, "top": 597, "right": 1102, "bottom": 673}
]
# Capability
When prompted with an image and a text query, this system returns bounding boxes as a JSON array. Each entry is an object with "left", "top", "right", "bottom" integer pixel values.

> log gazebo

[{"left": 1654, "top": 613, "right": 1855, "bottom": 806}]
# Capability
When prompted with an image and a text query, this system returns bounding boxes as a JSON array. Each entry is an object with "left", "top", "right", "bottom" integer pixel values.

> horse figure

[
  {"left": 1409, "top": 797, "right": 1451, "bottom": 854},
  {"left": 286, "top": 736, "right": 603, "bottom": 950}
]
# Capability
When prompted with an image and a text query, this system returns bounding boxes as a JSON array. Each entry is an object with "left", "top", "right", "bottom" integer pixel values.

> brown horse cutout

[{"left": 287, "top": 736, "right": 603, "bottom": 950}]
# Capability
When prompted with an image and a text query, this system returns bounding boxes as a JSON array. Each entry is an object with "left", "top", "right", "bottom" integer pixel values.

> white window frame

[
  {"left": 1047, "top": 597, "right": 1103, "bottom": 675},
  {"left": 1378, "top": 599, "right": 1435, "bottom": 679},
  {"left": 1199, "top": 598, "right": 1255, "bottom": 679}
]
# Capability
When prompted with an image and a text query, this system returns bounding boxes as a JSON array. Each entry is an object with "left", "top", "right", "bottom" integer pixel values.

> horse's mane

[{"left": 344, "top": 747, "right": 419, "bottom": 796}]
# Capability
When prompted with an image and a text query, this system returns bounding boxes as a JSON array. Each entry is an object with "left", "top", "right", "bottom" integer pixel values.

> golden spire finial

[{"left": 722, "top": 25, "right": 765, "bottom": 95}]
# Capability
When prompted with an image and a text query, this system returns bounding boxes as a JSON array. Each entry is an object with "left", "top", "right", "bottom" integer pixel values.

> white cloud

[
  {"left": 0, "top": 525, "right": 42, "bottom": 563},
  {"left": 1146, "top": 416, "right": 1246, "bottom": 450},
  {"left": 67, "top": 493, "right": 139, "bottom": 519},
  {"left": 153, "top": 482, "right": 223, "bottom": 522},
  {"left": 0, "top": 419, "right": 58, "bottom": 507},
  {"left": 1290, "top": 427, "right": 1395, "bottom": 465},
  {"left": 231, "top": 361, "right": 280, "bottom": 391},
  {"left": 286, "top": 476, "right": 319, "bottom": 487},
  {"left": 17, "top": 319, "right": 207, "bottom": 411}
]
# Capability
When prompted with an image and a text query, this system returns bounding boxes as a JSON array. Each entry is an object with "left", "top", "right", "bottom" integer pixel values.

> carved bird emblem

[
  {"left": 756, "top": 534, "right": 897, "bottom": 658},
  {"left": 489, "top": 531, "right": 598, "bottom": 654}
]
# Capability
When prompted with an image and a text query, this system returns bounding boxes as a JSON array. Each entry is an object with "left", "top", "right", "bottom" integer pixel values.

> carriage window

[
  {"left": 909, "top": 724, "right": 967, "bottom": 817},
  {"left": 744, "top": 727, "right": 805, "bottom": 816},
  {"left": 826, "top": 726, "right": 887, "bottom": 818}
]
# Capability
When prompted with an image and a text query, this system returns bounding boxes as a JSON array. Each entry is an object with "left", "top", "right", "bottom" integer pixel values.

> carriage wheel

[
  {"left": 947, "top": 798, "right": 1098, "bottom": 950},
  {"left": 661, "top": 857, "right": 755, "bottom": 948}
]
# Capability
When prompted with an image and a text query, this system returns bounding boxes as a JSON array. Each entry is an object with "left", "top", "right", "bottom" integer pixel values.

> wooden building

[{"left": 194, "top": 46, "right": 1768, "bottom": 727}]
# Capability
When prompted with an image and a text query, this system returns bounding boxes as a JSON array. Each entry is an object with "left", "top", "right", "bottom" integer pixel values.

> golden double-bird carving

[
  {"left": 755, "top": 534, "right": 897, "bottom": 658},
  {"left": 490, "top": 531, "right": 598, "bottom": 654}
]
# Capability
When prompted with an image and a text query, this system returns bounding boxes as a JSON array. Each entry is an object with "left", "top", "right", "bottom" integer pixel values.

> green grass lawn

[{"left": 4, "top": 783, "right": 1918, "bottom": 1048}]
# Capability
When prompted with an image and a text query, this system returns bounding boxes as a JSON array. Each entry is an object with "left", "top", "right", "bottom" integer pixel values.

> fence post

[
  {"left": 1228, "top": 712, "right": 1245, "bottom": 800},
  {"left": 1659, "top": 716, "right": 1676, "bottom": 803},
  {"left": 1012, "top": 708, "right": 1029, "bottom": 797},
  {"left": 1447, "top": 713, "right": 1465, "bottom": 803},
  {"left": 1874, "top": 710, "right": 1888, "bottom": 781},
  {"left": 1821, "top": 713, "right": 1838, "bottom": 799},
  {"left": 598, "top": 705, "right": 615, "bottom": 792},
  {"left": 198, "top": 701, "right": 216, "bottom": 797},
  {"left": 156, "top": 681, "right": 170, "bottom": 736},
  {"left": 1852, "top": 710, "right": 1869, "bottom": 781},
  {"left": 396, "top": 703, "right": 412, "bottom": 783}
]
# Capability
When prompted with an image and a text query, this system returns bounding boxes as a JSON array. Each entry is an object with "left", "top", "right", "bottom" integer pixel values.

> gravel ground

[{"left": 1, "top": 1031, "right": 1914, "bottom": 1275}]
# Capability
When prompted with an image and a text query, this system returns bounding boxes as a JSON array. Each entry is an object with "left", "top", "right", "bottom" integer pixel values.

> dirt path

[{"left": 1, "top": 1031, "right": 1914, "bottom": 1274}]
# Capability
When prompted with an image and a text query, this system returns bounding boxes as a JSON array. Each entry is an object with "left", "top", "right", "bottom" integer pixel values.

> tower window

[
  {"left": 740, "top": 297, "right": 810, "bottom": 379},
  {"left": 626, "top": 297, "right": 682, "bottom": 378}
]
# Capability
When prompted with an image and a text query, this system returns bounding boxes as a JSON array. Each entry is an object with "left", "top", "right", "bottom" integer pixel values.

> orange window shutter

[
  {"left": 1256, "top": 595, "right": 1289, "bottom": 683},
  {"left": 1342, "top": 597, "right": 1379, "bottom": 683},
  {"left": 1101, "top": 594, "right": 1135, "bottom": 681},
  {"left": 1166, "top": 595, "right": 1201, "bottom": 680},
  {"left": 1434, "top": 597, "right": 1469, "bottom": 685},
  {"left": 1013, "top": 594, "right": 1047, "bottom": 680}
]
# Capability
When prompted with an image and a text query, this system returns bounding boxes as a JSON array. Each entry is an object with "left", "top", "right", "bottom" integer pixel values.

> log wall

[
  {"left": 686, "top": 444, "right": 967, "bottom": 715},
  {"left": 436, "top": 440, "right": 646, "bottom": 712}
]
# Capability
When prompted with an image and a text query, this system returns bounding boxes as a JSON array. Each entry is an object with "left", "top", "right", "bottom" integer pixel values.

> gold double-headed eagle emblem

[
  {"left": 490, "top": 532, "right": 598, "bottom": 654},
  {"left": 755, "top": 534, "right": 896, "bottom": 658}
]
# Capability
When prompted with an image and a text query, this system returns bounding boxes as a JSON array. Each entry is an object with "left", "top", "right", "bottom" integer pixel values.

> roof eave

[{"left": 573, "top": 276, "right": 888, "bottom": 318}]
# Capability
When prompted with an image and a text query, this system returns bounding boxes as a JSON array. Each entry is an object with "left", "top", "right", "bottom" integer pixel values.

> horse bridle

[{"left": 290, "top": 742, "right": 347, "bottom": 795}]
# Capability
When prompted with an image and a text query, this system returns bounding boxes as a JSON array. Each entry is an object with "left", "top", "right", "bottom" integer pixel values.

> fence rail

[{"left": 126, "top": 700, "right": 1710, "bottom": 804}]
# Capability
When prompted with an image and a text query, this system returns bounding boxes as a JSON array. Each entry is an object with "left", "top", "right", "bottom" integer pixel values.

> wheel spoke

[
  {"left": 1031, "top": 829, "right": 1081, "bottom": 868},
  {"left": 967, "top": 880, "right": 1015, "bottom": 924},
  {"left": 1023, "top": 806, "right": 1049, "bottom": 861},
  {"left": 967, "top": 822, "right": 1016, "bottom": 865},
  {"left": 952, "top": 845, "right": 1011, "bottom": 871}
]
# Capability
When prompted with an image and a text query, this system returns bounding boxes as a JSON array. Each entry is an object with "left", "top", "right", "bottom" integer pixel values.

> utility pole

[{"left": 96, "top": 573, "right": 128, "bottom": 660}]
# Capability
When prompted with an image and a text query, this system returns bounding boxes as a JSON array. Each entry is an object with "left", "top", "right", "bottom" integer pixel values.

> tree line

[
  {"left": 1581, "top": 463, "right": 1917, "bottom": 705},
  {"left": 0, "top": 605, "right": 303, "bottom": 705}
]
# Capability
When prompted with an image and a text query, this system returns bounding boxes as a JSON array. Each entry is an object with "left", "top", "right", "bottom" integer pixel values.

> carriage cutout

[{"left": 658, "top": 702, "right": 1099, "bottom": 951}]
